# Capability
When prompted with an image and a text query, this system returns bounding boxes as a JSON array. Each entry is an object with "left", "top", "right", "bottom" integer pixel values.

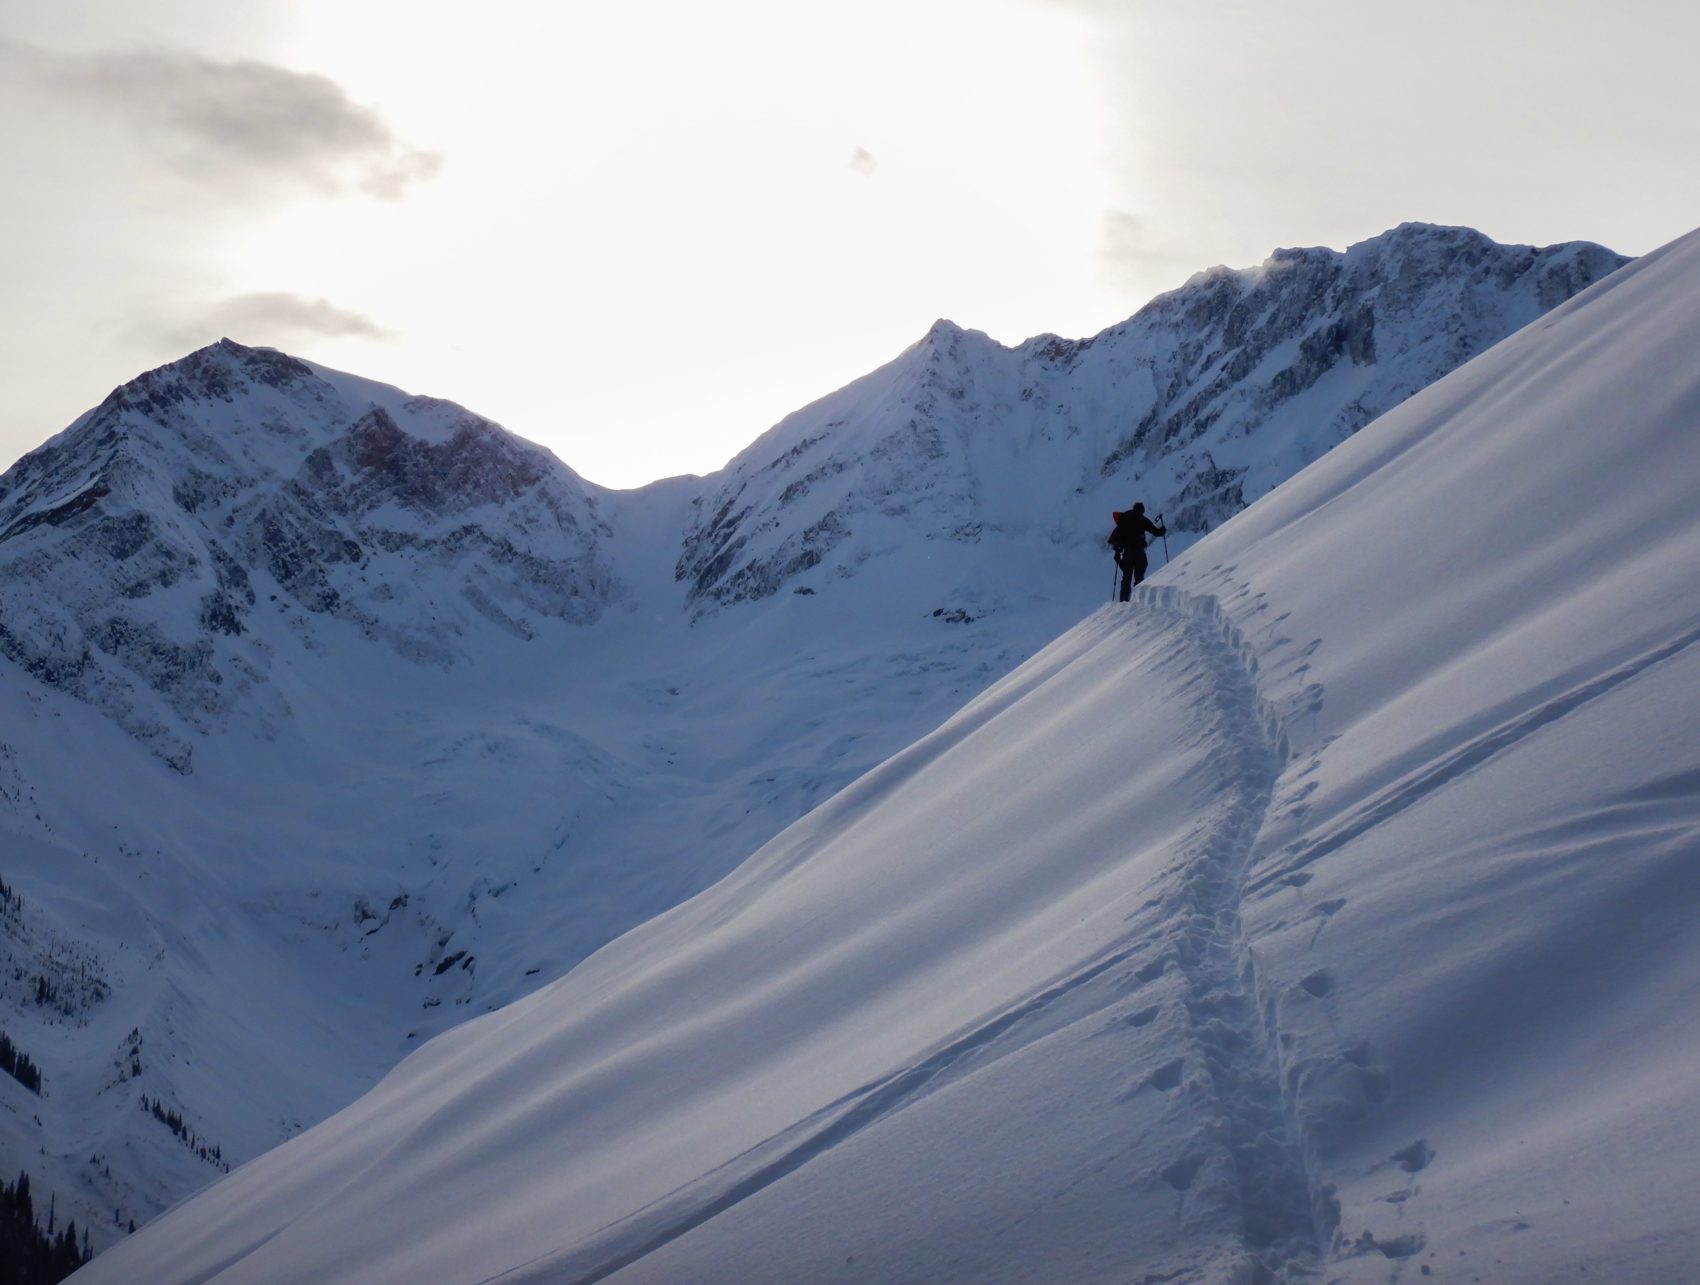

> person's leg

[
  {"left": 1118, "top": 560, "right": 1133, "bottom": 601},
  {"left": 1131, "top": 554, "right": 1149, "bottom": 586}
]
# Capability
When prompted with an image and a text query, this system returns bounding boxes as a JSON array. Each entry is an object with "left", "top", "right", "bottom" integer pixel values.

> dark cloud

[
  {"left": 849, "top": 146, "right": 879, "bottom": 177},
  {"left": 9, "top": 41, "right": 441, "bottom": 199},
  {"left": 157, "top": 292, "right": 394, "bottom": 352}
]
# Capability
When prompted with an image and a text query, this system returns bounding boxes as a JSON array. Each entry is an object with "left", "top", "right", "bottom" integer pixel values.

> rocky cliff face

[
  {"left": 676, "top": 224, "right": 1627, "bottom": 608},
  {"left": 0, "top": 340, "right": 619, "bottom": 770}
]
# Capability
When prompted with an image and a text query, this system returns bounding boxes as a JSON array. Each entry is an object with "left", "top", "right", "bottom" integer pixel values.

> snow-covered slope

[
  {"left": 0, "top": 225, "right": 1626, "bottom": 1256},
  {"left": 71, "top": 225, "right": 1700, "bottom": 1282}
]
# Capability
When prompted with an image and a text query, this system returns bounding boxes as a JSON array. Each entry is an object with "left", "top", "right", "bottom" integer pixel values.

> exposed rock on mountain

[
  {"left": 678, "top": 223, "right": 1625, "bottom": 607},
  {"left": 0, "top": 340, "right": 619, "bottom": 769}
]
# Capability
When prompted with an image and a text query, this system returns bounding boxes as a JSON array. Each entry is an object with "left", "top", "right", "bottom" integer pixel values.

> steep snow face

[
  {"left": 0, "top": 340, "right": 619, "bottom": 769},
  {"left": 70, "top": 225, "right": 1700, "bottom": 1283},
  {"left": 0, "top": 227, "right": 1631, "bottom": 1258},
  {"left": 677, "top": 224, "right": 1625, "bottom": 608}
]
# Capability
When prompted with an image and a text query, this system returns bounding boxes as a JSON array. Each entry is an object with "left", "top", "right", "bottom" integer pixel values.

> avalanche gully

[{"left": 0, "top": 223, "right": 1654, "bottom": 1278}]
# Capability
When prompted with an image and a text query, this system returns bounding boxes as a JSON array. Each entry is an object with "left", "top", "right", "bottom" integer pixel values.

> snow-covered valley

[{"left": 0, "top": 222, "right": 1670, "bottom": 1278}]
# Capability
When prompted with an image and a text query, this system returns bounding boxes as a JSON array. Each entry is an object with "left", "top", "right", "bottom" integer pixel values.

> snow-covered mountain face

[
  {"left": 0, "top": 225, "right": 1625, "bottom": 1262},
  {"left": 678, "top": 222, "right": 1623, "bottom": 608},
  {"left": 0, "top": 341, "right": 618, "bottom": 769},
  {"left": 68, "top": 222, "right": 1700, "bottom": 1285}
]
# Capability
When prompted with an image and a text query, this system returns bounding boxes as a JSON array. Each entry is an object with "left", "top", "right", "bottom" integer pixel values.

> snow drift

[{"left": 74, "top": 227, "right": 1700, "bottom": 1282}]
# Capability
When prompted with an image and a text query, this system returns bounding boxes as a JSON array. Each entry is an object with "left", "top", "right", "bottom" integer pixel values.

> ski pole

[{"left": 1158, "top": 513, "right": 1170, "bottom": 565}]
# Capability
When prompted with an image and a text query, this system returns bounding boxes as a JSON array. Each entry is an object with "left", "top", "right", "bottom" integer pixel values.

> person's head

[{"left": 1131, "top": 502, "right": 1145, "bottom": 514}]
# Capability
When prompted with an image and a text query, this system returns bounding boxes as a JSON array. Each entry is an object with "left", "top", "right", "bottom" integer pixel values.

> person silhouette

[{"left": 1107, "top": 503, "right": 1166, "bottom": 601}]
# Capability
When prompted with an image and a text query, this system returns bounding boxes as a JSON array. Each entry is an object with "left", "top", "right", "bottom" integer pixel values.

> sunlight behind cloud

[
  {"left": 241, "top": 0, "right": 1110, "bottom": 487},
  {"left": 7, "top": 0, "right": 1690, "bottom": 492}
]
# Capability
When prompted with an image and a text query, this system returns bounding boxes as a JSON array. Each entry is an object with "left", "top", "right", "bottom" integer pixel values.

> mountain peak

[
  {"left": 1366, "top": 219, "right": 1487, "bottom": 244},
  {"left": 103, "top": 338, "right": 316, "bottom": 419},
  {"left": 915, "top": 316, "right": 1003, "bottom": 355},
  {"left": 0, "top": 337, "right": 624, "bottom": 775},
  {"left": 673, "top": 223, "right": 1627, "bottom": 611}
]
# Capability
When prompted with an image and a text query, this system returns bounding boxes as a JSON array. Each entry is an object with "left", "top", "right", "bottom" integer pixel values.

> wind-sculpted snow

[
  {"left": 71, "top": 225, "right": 1700, "bottom": 1281},
  {"left": 0, "top": 225, "right": 1640, "bottom": 1262},
  {"left": 676, "top": 224, "right": 1625, "bottom": 608}
]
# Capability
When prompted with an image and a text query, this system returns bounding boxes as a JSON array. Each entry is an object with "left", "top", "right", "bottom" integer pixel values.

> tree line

[{"left": 0, "top": 1170, "right": 93, "bottom": 1284}]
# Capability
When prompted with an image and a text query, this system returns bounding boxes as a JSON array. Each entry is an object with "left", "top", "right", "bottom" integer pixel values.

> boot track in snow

[
  {"left": 1129, "top": 585, "right": 1337, "bottom": 1280},
  {"left": 484, "top": 587, "right": 1334, "bottom": 1285}
]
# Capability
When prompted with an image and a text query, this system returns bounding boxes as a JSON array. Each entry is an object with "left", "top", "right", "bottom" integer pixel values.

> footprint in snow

[
  {"left": 1147, "top": 1059, "right": 1185, "bottom": 1092},
  {"left": 1135, "top": 957, "right": 1168, "bottom": 983},
  {"left": 1354, "top": 1230, "right": 1426, "bottom": 1259},
  {"left": 1307, "top": 897, "right": 1347, "bottom": 945},
  {"left": 1160, "top": 1153, "right": 1204, "bottom": 1192}
]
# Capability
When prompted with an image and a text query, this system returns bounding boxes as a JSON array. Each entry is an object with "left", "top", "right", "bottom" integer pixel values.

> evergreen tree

[{"left": 0, "top": 1168, "right": 94, "bottom": 1284}]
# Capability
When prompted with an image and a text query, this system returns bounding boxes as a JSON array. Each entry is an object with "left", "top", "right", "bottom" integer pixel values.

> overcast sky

[{"left": 2, "top": 0, "right": 1696, "bottom": 488}]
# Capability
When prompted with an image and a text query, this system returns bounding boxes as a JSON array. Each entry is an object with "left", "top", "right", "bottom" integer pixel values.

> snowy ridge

[
  {"left": 0, "top": 225, "right": 1638, "bottom": 1262},
  {"left": 528, "top": 590, "right": 1319, "bottom": 1284},
  {"left": 0, "top": 339, "right": 620, "bottom": 768},
  {"left": 676, "top": 224, "right": 1625, "bottom": 609},
  {"left": 78, "top": 598, "right": 1344, "bottom": 1283},
  {"left": 68, "top": 223, "right": 1700, "bottom": 1281}
]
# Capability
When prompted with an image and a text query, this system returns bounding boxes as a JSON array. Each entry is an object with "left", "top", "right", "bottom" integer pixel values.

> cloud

[
  {"left": 1098, "top": 209, "right": 1201, "bottom": 290},
  {"left": 1101, "top": 209, "right": 1148, "bottom": 265},
  {"left": 10, "top": 41, "right": 441, "bottom": 199},
  {"left": 156, "top": 292, "right": 394, "bottom": 353},
  {"left": 849, "top": 146, "right": 879, "bottom": 177}
]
